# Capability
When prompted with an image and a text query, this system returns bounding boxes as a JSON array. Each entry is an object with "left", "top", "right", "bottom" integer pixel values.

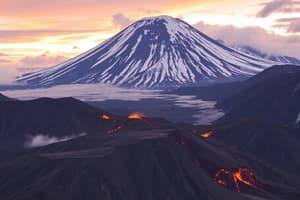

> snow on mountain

[
  {"left": 17, "top": 15, "right": 278, "bottom": 88},
  {"left": 233, "top": 45, "right": 300, "bottom": 66}
]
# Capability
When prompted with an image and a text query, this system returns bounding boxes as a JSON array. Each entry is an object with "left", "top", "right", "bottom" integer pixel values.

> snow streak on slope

[{"left": 17, "top": 16, "right": 278, "bottom": 88}]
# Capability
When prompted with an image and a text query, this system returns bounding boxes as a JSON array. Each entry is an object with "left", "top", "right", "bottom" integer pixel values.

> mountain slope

[
  {"left": 193, "top": 118, "right": 300, "bottom": 172},
  {"left": 0, "top": 97, "right": 109, "bottom": 142},
  {"left": 16, "top": 16, "right": 277, "bottom": 88},
  {"left": 216, "top": 65, "right": 300, "bottom": 125},
  {"left": 0, "top": 128, "right": 297, "bottom": 200}
]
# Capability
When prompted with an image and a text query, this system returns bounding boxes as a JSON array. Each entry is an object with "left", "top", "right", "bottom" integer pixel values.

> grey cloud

[
  {"left": 288, "top": 19, "right": 300, "bottom": 32},
  {"left": 276, "top": 17, "right": 300, "bottom": 22},
  {"left": 257, "top": 0, "right": 293, "bottom": 17},
  {"left": 275, "top": 17, "right": 300, "bottom": 32},
  {"left": 112, "top": 13, "right": 133, "bottom": 29},
  {"left": 20, "top": 52, "right": 68, "bottom": 67},
  {"left": 194, "top": 21, "right": 300, "bottom": 58}
]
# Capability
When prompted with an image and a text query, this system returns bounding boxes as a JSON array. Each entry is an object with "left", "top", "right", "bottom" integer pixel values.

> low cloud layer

[{"left": 24, "top": 133, "right": 87, "bottom": 148}]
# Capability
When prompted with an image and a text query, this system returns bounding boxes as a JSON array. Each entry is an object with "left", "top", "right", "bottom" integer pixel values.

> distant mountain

[
  {"left": 170, "top": 64, "right": 300, "bottom": 101},
  {"left": 16, "top": 15, "right": 277, "bottom": 89},
  {"left": 233, "top": 45, "right": 300, "bottom": 65},
  {"left": 216, "top": 65, "right": 300, "bottom": 125}
]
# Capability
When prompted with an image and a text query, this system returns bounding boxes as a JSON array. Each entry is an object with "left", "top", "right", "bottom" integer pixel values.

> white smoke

[
  {"left": 296, "top": 113, "right": 300, "bottom": 123},
  {"left": 24, "top": 133, "right": 87, "bottom": 148}
]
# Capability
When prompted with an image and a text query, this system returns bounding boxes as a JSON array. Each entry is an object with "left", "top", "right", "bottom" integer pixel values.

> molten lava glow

[
  {"left": 233, "top": 168, "right": 256, "bottom": 188},
  {"left": 108, "top": 125, "right": 124, "bottom": 134},
  {"left": 128, "top": 113, "right": 144, "bottom": 119},
  {"left": 214, "top": 168, "right": 256, "bottom": 192},
  {"left": 201, "top": 131, "right": 213, "bottom": 138},
  {"left": 101, "top": 114, "right": 110, "bottom": 120}
]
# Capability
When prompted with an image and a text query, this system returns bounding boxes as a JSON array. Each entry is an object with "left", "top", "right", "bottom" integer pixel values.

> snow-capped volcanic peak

[{"left": 17, "top": 15, "right": 278, "bottom": 88}]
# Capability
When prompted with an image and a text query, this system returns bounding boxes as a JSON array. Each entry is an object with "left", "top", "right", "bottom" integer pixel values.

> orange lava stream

[
  {"left": 233, "top": 168, "right": 256, "bottom": 188},
  {"left": 214, "top": 167, "right": 257, "bottom": 192},
  {"left": 201, "top": 131, "right": 213, "bottom": 138}
]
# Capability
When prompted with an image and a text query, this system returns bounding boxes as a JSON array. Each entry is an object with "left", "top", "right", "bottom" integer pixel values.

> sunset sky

[{"left": 0, "top": 0, "right": 300, "bottom": 83}]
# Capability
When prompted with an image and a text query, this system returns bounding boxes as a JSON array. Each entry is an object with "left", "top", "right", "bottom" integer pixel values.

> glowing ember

[
  {"left": 201, "top": 131, "right": 213, "bottom": 138},
  {"left": 128, "top": 113, "right": 144, "bottom": 119},
  {"left": 101, "top": 114, "right": 111, "bottom": 120},
  {"left": 217, "top": 179, "right": 227, "bottom": 186},
  {"left": 108, "top": 125, "right": 124, "bottom": 134},
  {"left": 214, "top": 167, "right": 257, "bottom": 192}
]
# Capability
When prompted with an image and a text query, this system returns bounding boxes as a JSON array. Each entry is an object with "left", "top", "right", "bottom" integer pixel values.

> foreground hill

[
  {"left": 190, "top": 118, "right": 300, "bottom": 173},
  {"left": 0, "top": 97, "right": 299, "bottom": 200},
  {"left": 0, "top": 127, "right": 298, "bottom": 200},
  {"left": 217, "top": 65, "right": 300, "bottom": 125},
  {"left": 0, "top": 97, "right": 108, "bottom": 143}
]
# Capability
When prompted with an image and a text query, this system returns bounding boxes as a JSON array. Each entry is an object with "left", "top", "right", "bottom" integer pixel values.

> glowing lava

[
  {"left": 233, "top": 168, "right": 256, "bottom": 189},
  {"left": 201, "top": 131, "right": 213, "bottom": 138},
  {"left": 214, "top": 167, "right": 257, "bottom": 192},
  {"left": 101, "top": 114, "right": 111, "bottom": 120},
  {"left": 128, "top": 113, "right": 144, "bottom": 119},
  {"left": 108, "top": 125, "right": 124, "bottom": 134}
]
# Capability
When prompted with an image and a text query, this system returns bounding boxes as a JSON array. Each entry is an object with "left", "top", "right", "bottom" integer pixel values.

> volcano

[
  {"left": 0, "top": 123, "right": 298, "bottom": 200},
  {"left": 0, "top": 97, "right": 299, "bottom": 200},
  {"left": 16, "top": 16, "right": 277, "bottom": 88}
]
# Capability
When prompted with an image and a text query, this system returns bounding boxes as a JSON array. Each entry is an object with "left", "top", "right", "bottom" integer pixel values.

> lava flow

[
  {"left": 108, "top": 125, "right": 124, "bottom": 134},
  {"left": 101, "top": 114, "right": 111, "bottom": 120},
  {"left": 214, "top": 167, "right": 257, "bottom": 192},
  {"left": 201, "top": 131, "right": 213, "bottom": 138},
  {"left": 128, "top": 113, "right": 144, "bottom": 119}
]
